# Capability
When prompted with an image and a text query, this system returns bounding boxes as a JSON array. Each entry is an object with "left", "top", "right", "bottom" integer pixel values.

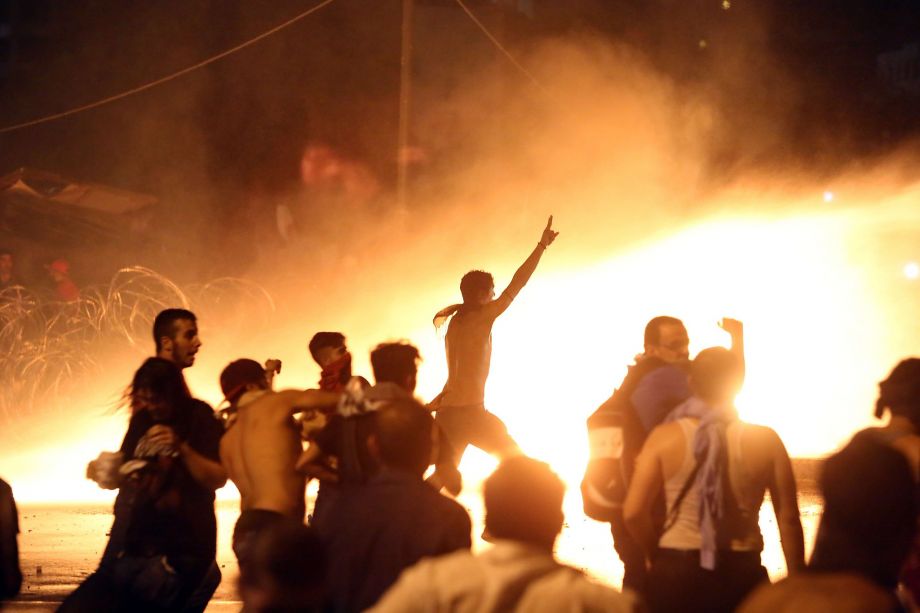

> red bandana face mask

[{"left": 319, "top": 352, "right": 352, "bottom": 392}]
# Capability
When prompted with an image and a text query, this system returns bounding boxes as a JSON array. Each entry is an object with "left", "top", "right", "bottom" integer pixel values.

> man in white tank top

[{"left": 623, "top": 347, "right": 804, "bottom": 613}]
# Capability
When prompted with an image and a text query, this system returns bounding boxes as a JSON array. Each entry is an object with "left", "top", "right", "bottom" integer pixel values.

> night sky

[{"left": 0, "top": 0, "right": 918, "bottom": 279}]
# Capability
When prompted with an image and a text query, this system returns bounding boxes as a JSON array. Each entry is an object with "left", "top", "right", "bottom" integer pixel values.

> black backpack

[{"left": 581, "top": 357, "right": 665, "bottom": 522}]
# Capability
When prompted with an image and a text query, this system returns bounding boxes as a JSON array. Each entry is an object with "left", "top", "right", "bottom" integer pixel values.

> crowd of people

[
  {"left": 0, "top": 216, "right": 918, "bottom": 612},
  {"left": 0, "top": 246, "right": 81, "bottom": 301}
]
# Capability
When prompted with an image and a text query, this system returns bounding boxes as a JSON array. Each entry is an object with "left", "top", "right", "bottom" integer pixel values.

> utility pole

[{"left": 396, "top": 0, "right": 414, "bottom": 214}]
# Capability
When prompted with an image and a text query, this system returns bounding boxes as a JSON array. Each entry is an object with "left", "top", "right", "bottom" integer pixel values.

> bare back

[
  {"left": 440, "top": 307, "right": 499, "bottom": 407},
  {"left": 220, "top": 390, "right": 307, "bottom": 519}
]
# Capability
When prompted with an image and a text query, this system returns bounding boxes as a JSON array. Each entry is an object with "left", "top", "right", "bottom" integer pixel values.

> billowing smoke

[{"left": 2, "top": 5, "right": 919, "bottom": 507}]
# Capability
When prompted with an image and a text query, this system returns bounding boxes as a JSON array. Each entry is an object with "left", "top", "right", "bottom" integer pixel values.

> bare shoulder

[
  {"left": 742, "top": 423, "right": 784, "bottom": 446},
  {"left": 645, "top": 421, "right": 684, "bottom": 451},
  {"left": 740, "top": 423, "right": 792, "bottom": 470}
]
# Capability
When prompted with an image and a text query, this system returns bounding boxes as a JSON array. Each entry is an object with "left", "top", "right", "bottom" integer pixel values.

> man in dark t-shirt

[
  {"left": 313, "top": 400, "right": 471, "bottom": 612},
  {"left": 65, "top": 358, "right": 225, "bottom": 613},
  {"left": 118, "top": 397, "right": 223, "bottom": 570}
]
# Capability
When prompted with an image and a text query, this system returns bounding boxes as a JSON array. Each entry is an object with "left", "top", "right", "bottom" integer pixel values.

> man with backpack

[{"left": 581, "top": 316, "right": 743, "bottom": 594}]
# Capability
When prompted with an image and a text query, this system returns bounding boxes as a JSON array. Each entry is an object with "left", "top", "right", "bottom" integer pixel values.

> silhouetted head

[
  {"left": 370, "top": 399, "right": 434, "bottom": 476},
  {"left": 308, "top": 332, "right": 347, "bottom": 368},
  {"left": 484, "top": 457, "right": 565, "bottom": 550},
  {"left": 644, "top": 316, "right": 689, "bottom": 364},
  {"left": 811, "top": 435, "right": 916, "bottom": 589},
  {"left": 371, "top": 342, "right": 420, "bottom": 392},
  {"left": 220, "top": 359, "right": 268, "bottom": 406},
  {"left": 875, "top": 358, "right": 920, "bottom": 430},
  {"left": 238, "top": 519, "right": 327, "bottom": 613},
  {"left": 130, "top": 357, "right": 189, "bottom": 419},
  {"left": 460, "top": 270, "right": 495, "bottom": 305},
  {"left": 153, "top": 309, "right": 200, "bottom": 369},
  {"left": 689, "top": 347, "right": 743, "bottom": 405}
]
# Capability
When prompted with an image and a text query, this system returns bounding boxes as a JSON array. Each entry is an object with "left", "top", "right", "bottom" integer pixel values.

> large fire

[{"left": 4, "top": 180, "right": 920, "bottom": 510}]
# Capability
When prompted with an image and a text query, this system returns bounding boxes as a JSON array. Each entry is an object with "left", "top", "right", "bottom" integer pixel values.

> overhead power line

[
  {"left": 0, "top": 0, "right": 338, "bottom": 135},
  {"left": 453, "top": 0, "right": 549, "bottom": 95}
]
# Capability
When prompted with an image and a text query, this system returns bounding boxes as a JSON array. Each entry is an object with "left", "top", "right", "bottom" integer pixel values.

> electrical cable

[{"left": 0, "top": 0, "right": 338, "bottom": 135}]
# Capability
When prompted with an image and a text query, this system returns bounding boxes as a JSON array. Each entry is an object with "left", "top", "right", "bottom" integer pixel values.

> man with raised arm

[
  {"left": 217, "top": 359, "right": 340, "bottom": 573},
  {"left": 430, "top": 216, "right": 559, "bottom": 467},
  {"left": 624, "top": 347, "right": 804, "bottom": 612}
]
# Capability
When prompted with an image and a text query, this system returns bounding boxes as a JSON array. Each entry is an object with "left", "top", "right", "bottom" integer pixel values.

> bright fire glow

[
  {"left": 823, "top": 190, "right": 834, "bottom": 203},
  {"left": 5, "top": 185, "right": 920, "bottom": 507},
  {"left": 411, "top": 213, "right": 887, "bottom": 487},
  {"left": 905, "top": 261, "right": 920, "bottom": 280}
]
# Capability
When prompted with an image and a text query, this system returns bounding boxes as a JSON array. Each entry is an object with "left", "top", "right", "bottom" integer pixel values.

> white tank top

[{"left": 658, "top": 418, "right": 765, "bottom": 552}]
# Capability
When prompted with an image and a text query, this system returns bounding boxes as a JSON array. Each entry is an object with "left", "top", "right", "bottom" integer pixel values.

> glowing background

[{"left": 2, "top": 22, "right": 920, "bottom": 602}]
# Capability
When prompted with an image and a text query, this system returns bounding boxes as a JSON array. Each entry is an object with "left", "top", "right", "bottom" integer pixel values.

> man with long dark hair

[{"left": 63, "top": 357, "right": 226, "bottom": 612}]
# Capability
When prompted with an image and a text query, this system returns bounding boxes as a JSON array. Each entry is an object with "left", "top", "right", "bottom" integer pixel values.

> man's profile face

[
  {"left": 648, "top": 322, "right": 690, "bottom": 364},
  {"left": 315, "top": 343, "right": 348, "bottom": 369},
  {"left": 163, "top": 318, "right": 201, "bottom": 369}
]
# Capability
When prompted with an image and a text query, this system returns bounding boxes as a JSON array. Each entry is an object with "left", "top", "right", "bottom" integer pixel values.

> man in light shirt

[{"left": 370, "top": 457, "right": 639, "bottom": 613}]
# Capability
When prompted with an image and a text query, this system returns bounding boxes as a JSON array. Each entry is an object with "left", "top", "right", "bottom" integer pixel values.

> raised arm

[
  {"left": 263, "top": 358, "right": 282, "bottom": 390},
  {"left": 765, "top": 428, "right": 805, "bottom": 574},
  {"left": 719, "top": 318, "right": 745, "bottom": 377},
  {"left": 488, "top": 216, "right": 559, "bottom": 317}
]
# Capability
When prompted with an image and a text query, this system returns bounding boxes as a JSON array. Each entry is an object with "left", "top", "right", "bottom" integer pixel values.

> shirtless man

[
  {"left": 217, "top": 359, "right": 339, "bottom": 572},
  {"left": 431, "top": 216, "right": 559, "bottom": 466}
]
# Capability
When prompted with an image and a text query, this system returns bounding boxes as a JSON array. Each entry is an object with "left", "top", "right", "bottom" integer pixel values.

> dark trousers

[
  {"left": 646, "top": 548, "right": 768, "bottom": 613},
  {"left": 232, "top": 509, "right": 288, "bottom": 575},
  {"left": 58, "top": 555, "right": 220, "bottom": 613},
  {"left": 609, "top": 512, "right": 648, "bottom": 595}
]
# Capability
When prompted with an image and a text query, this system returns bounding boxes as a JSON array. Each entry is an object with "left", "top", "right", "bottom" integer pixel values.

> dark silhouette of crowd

[{"left": 0, "top": 218, "right": 916, "bottom": 612}]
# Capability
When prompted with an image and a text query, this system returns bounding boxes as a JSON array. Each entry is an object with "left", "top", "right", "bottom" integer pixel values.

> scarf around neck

[
  {"left": 666, "top": 395, "right": 739, "bottom": 570},
  {"left": 319, "top": 352, "right": 352, "bottom": 392}
]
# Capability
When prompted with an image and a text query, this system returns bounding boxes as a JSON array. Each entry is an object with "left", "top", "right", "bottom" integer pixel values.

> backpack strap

[{"left": 661, "top": 456, "right": 701, "bottom": 534}]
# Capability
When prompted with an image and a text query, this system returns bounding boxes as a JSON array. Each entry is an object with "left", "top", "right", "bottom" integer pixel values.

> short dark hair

[
  {"left": 644, "top": 315, "right": 684, "bottom": 347},
  {"left": 129, "top": 357, "right": 189, "bottom": 415},
  {"left": 239, "top": 519, "right": 326, "bottom": 611},
  {"left": 689, "top": 347, "right": 742, "bottom": 400},
  {"left": 220, "top": 358, "right": 267, "bottom": 404},
  {"left": 153, "top": 308, "right": 197, "bottom": 352},
  {"left": 308, "top": 332, "right": 345, "bottom": 363},
  {"left": 484, "top": 457, "right": 565, "bottom": 547},
  {"left": 371, "top": 342, "right": 420, "bottom": 385},
  {"left": 876, "top": 358, "right": 920, "bottom": 427},
  {"left": 374, "top": 399, "right": 433, "bottom": 475},
  {"left": 460, "top": 270, "right": 494, "bottom": 303}
]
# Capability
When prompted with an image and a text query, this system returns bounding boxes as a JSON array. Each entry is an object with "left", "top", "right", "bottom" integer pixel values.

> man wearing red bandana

[
  {"left": 431, "top": 216, "right": 559, "bottom": 473},
  {"left": 310, "top": 332, "right": 353, "bottom": 393}
]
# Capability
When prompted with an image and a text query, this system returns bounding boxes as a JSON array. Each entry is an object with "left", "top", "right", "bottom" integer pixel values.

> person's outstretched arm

[
  {"left": 720, "top": 318, "right": 745, "bottom": 377},
  {"left": 487, "top": 216, "right": 559, "bottom": 317},
  {"left": 765, "top": 428, "right": 805, "bottom": 574}
]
